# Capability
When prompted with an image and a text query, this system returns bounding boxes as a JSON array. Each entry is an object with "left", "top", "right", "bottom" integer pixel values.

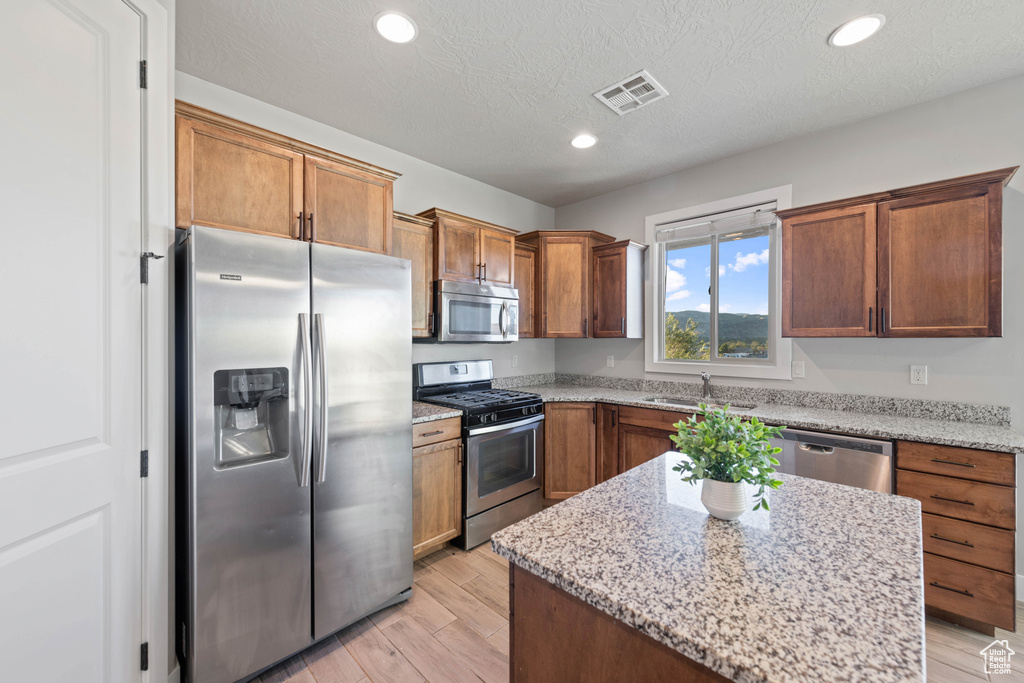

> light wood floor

[{"left": 257, "top": 544, "right": 1022, "bottom": 683}]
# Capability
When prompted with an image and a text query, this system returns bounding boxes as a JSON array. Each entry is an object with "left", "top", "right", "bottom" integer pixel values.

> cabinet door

[
  {"left": 618, "top": 424, "right": 675, "bottom": 473},
  {"left": 514, "top": 245, "right": 536, "bottom": 338},
  {"left": 596, "top": 404, "right": 619, "bottom": 484},
  {"left": 393, "top": 216, "right": 434, "bottom": 337},
  {"left": 176, "top": 116, "right": 304, "bottom": 238},
  {"left": 878, "top": 183, "right": 1001, "bottom": 337},
  {"left": 304, "top": 155, "right": 393, "bottom": 253},
  {"left": 592, "top": 246, "right": 626, "bottom": 337},
  {"left": 541, "top": 236, "right": 590, "bottom": 337},
  {"left": 437, "top": 218, "right": 482, "bottom": 283},
  {"left": 412, "top": 439, "right": 462, "bottom": 559},
  {"left": 782, "top": 203, "right": 877, "bottom": 337},
  {"left": 544, "top": 403, "right": 595, "bottom": 499},
  {"left": 480, "top": 228, "right": 514, "bottom": 287}
]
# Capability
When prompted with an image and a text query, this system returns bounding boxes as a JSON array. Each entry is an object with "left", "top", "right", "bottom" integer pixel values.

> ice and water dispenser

[{"left": 213, "top": 367, "right": 289, "bottom": 467}]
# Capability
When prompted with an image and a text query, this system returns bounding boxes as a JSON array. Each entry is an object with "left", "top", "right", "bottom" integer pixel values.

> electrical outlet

[
  {"left": 512, "top": 354, "right": 519, "bottom": 368},
  {"left": 606, "top": 355, "right": 615, "bottom": 368},
  {"left": 910, "top": 365, "right": 927, "bottom": 385},
  {"left": 792, "top": 361, "right": 805, "bottom": 378}
]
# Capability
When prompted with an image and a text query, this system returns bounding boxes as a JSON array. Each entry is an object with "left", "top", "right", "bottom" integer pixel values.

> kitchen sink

[{"left": 642, "top": 397, "right": 756, "bottom": 411}]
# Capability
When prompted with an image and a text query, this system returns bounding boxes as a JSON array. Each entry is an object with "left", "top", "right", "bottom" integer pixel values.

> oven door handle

[{"left": 467, "top": 413, "right": 544, "bottom": 437}]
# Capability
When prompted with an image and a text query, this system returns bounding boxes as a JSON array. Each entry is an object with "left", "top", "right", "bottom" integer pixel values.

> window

[{"left": 644, "top": 187, "right": 793, "bottom": 380}]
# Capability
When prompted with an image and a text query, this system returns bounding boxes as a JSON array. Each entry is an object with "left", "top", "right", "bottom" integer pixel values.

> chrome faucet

[{"left": 700, "top": 372, "right": 712, "bottom": 401}]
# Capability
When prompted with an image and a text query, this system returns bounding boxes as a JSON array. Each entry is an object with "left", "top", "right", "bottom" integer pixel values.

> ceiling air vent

[{"left": 593, "top": 70, "right": 668, "bottom": 116}]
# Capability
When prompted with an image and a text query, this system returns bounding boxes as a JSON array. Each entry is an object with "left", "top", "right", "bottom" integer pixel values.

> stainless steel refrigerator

[{"left": 175, "top": 225, "right": 413, "bottom": 683}]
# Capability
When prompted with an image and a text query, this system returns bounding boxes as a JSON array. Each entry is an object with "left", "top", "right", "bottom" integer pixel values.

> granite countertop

[
  {"left": 492, "top": 454, "right": 925, "bottom": 683},
  {"left": 412, "top": 401, "right": 462, "bottom": 424},
  {"left": 516, "top": 384, "right": 1024, "bottom": 453}
]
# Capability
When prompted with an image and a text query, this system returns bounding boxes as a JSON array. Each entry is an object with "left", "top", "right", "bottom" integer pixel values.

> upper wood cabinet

[
  {"left": 592, "top": 240, "right": 647, "bottom": 338},
  {"left": 176, "top": 115, "right": 304, "bottom": 239},
  {"left": 393, "top": 212, "right": 435, "bottom": 338},
  {"left": 781, "top": 203, "right": 877, "bottom": 337},
  {"left": 175, "top": 102, "right": 399, "bottom": 253},
  {"left": 304, "top": 155, "right": 393, "bottom": 253},
  {"left": 417, "top": 208, "right": 517, "bottom": 288},
  {"left": 518, "top": 230, "right": 615, "bottom": 338},
  {"left": 778, "top": 167, "right": 1016, "bottom": 338},
  {"left": 543, "top": 402, "right": 596, "bottom": 500},
  {"left": 514, "top": 242, "right": 538, "bottom": 338}
]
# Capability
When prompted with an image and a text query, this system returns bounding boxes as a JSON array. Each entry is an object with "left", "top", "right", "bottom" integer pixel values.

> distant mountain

[{"left": 667, "top": 310, "right": 768, "bottom": 343}]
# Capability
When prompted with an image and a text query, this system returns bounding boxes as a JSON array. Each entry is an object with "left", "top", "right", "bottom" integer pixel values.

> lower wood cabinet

[
  {"left": 412, "top": 418, "right": 463, "bottom": 559},
  {"left": 895, "top": 439, "right": 1016, "bottom": 633},
  {"left": 618, "top": 423, "right": 676, "bottom": 474},
  {"left": 543, "top": 403, "right": 596, "bottom": 499}
]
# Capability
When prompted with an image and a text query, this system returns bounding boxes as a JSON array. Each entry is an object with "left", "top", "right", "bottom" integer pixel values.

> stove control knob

[{"left": 521, "top": 407, "right": 529, "bottom": 415}]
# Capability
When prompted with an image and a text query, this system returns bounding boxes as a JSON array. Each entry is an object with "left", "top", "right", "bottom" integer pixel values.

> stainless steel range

[{"left": 414, "top": 360, "right": 543, "bottom": 549}]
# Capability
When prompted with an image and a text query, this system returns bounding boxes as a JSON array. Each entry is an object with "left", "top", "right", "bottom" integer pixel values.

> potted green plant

[{"left": 670, "top": 404, "right": 785, "bottom": 520}]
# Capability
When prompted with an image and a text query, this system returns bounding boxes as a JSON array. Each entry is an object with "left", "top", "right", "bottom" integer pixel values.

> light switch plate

[
  {"left": 792, "top": 361, "right": 805, "bottom": 378},
  {"left": 606, "top": 355, "right": 615, "bottom": 368},
  {"left": 512, "top": 354, "right": 519, "bottom": 368},
  {"left": 910, "top": 365, "right": 927, "bottom": 385}
]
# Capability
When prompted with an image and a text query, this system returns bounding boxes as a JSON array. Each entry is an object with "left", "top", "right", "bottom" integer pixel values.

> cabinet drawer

[
  {"left": 924, "top": 553, "right": 1015, "bottom": 631},
  {"left": 413, "top": 417, "right": 462, "bottom": 448},
  {"left": 618, "top": 405, "right": 691, "bottom": 432},
  {"left": 921, "top": 513, "right": 1014, "bottom": 574},
  {"left": 896, "top": 470, "right": 1014, "bottom": 529},
  {"left": 897, "top": 441, "right": 1014, "bottom": 485}
]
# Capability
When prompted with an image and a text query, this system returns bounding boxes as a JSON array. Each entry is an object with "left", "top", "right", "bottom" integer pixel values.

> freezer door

[
  {"left": 184, "top": 227, "right": 312, "bottom": 683},
  {"left": 311, "top": 244, "right": 413, "bottom": 638}
]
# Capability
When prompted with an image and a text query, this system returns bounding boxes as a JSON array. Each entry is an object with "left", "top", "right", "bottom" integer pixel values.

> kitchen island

[{"left": 491, "top": 454, "right": 926, "bottom": 683}]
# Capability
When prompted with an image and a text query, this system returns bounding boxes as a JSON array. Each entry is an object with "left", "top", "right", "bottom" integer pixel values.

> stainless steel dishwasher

[{"left": 769, "top": 429, "right": 894, "bottom": 493}]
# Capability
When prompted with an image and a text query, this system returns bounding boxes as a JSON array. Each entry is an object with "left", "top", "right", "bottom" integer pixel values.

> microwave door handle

[
  {"left": 315, "top": 313, "right": 329, "bottom": 484},
  {"left": 499, "top": 301, "right": 508, "bottom": 338},
  {"left": 298, "top": 313, "right": 312, "bottom": 488}
]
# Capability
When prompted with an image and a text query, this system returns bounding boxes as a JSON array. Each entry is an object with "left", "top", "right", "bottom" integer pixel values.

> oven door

[
  {"left": 437, "top": 290, "right": 518, "bottom": 343},
  {"left": 465, "top": 414, "right": 543, "bottom": 517}
]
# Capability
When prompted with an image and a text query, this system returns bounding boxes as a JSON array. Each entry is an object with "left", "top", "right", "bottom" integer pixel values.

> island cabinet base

[{"left": 509, "top": 565, "right": 730, "bottom": 682}]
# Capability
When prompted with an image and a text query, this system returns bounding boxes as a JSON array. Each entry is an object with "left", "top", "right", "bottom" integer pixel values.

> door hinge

[
  {"left": 140, "top": 450, "right": 149, "bottom": 478},
  {"left": 139, "top": 60, "right": 148, "bottom": 89},
  {"left": 140, "top": 251, "right": 164, "bottom": 284},
  {"left": 140, "top": 642, "right": 149, "bottom": 671}
]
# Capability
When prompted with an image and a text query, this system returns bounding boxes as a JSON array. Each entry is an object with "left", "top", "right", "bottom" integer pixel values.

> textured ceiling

[{"left": 177, "top": 0, "right": 1024, "bottom": 207}]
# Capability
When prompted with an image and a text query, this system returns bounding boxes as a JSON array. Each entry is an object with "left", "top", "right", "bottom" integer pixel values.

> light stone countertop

[
  {"left": 517, "top": 384, "right": 1024, "bottom": 453},
  {"left": 492, "top": 454, "right": 926, "bottom": 683},
  {"left": 412, "top": 401, "right": 462, "bottom": 424}
]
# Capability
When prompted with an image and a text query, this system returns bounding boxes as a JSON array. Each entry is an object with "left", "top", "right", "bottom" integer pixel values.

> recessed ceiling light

[
  {"left": 374, "top": 11, "right": 418, "bottom": 43},
  {"left": 828, "top": 14, "right": 886, "bottom": 47},
  {"left": 571, "top": 134, "right": 597, "bottom": 149}
]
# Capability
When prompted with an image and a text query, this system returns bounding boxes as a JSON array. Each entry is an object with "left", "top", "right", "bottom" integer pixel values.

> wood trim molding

[
  {"left": 175, "top": 100, "right": 401, "bottom": 182},
  {"left": 415, "top": 207, "right": 520, "bottom": 236},
  {"left": 518, "top": 229, "right": 617, "bottom": 245},
  {"left": 393, "top": 211, "right": 434, "bottom": 228},
  {"left": 775, "top": 167, "right": 1018, "bottom": 220}
]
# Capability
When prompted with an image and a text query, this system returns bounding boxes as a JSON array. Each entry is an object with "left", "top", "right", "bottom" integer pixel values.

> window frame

[{"left": 644, "top": 185, "right": 793, "bottom": 380}]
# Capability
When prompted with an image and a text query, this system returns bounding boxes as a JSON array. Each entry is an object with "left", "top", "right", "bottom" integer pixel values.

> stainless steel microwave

[{"left": 431, "top": 280, "right": 518, "bottom": 343}]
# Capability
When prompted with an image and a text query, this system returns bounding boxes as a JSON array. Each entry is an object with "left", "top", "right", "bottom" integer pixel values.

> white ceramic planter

[{"left": 700, "top": 479, "right": 749, "bottom": 520}]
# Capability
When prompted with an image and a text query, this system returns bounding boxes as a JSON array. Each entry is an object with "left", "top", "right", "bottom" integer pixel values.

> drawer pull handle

[
  {"left": 930, "top": 494, "right": 974, "bottom": 506},
  {"left": 421, "top": 430, "right": 444, "bottom": 437},
  {"left": 930, "top": 581, "right": 974, "bottom": 598},
  {"left": 930, "top": 458, "right": 975, "bottom": 468},
  {"left": 929, "top": 533, "right": 974, "bottom": 548}
]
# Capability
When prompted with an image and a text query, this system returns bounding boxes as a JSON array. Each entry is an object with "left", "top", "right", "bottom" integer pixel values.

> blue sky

[{"left": 664, "top": 234, "right": 769, "bottom": 315}]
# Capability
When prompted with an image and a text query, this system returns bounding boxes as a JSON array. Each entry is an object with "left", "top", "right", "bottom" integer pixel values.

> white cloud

[
  {"left": 719, "top": 304, "right": 732, "bottom": 312},
  {"left": 666, "top": 290, "right": 692, "bottom": 302},
  {"left": 704, "top": 265, "right": 726, "bottom": 278},
  {"left": 729, "top": 249, "right": 769, "bottom": 272},
  {"left": 665, "top": 269, "right": 687, "bottom": 293},
  {"left": 696, "top": 303, "right": 711, "bottom": 312},
  {"left": 669, "top": 258, "right": 687, "bottom": 269}
]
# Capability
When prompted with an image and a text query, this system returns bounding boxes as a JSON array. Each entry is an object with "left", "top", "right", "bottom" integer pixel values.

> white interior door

[{"left": 0, "top": 1, "right": 144, "bottom": 682}]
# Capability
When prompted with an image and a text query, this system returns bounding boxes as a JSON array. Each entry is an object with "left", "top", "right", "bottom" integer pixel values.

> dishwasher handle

[{"left": 797, "top": 442, "right": 835, "bottom": 455}]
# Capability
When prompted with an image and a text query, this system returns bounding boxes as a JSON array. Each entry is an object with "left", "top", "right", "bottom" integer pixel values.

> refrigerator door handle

[
  {"left": 315, "top": 313, "right": 329, "bottom": 484},
  {"left": 299, "top": 313, "right": 313, "bottom": 488}
]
